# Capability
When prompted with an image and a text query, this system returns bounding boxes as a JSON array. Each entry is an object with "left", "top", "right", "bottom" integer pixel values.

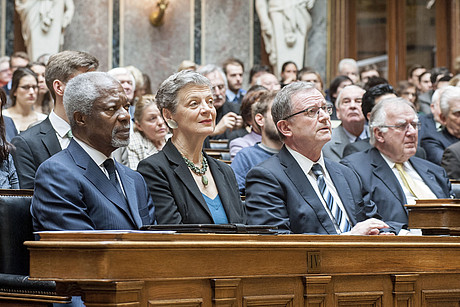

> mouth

[{"left": 200, "top": 119, "right": 213, "bottom": 124}]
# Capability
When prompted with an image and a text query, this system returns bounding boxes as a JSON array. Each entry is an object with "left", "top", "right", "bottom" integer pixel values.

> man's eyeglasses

[
  {"left": 19, "top": 85, "right": 38, "bottom": 91},
  {"left": 283, "top": 105, "right": 333, "bottom": 120},
  {"left": 377, "top": 121, "right": 421, "bottom": 131}
]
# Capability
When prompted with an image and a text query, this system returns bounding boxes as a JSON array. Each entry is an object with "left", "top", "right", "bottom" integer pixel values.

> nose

[
  {"left": 317, "top": 107, "right": 330, "bottom": 120},
  {"left": 118, "top": 106, "right": 131, "bottom": 121}
]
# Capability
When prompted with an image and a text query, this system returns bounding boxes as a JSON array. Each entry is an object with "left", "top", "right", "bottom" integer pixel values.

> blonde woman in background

[{"left": 127, "top": 94, "right": 169, "bottom": 169}]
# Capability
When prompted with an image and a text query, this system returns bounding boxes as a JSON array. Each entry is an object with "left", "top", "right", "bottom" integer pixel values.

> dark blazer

[
  {"left": 4, "top": 116, "right": 18, "bottom": 142},
  {"left": 245, "top": 146, "right": 381, "bottom": 234},
  {"left": 31, "top": 139, "right": 154, "bottom": 231},
  {"left": 11, "top": 117, "right": 61, "bottom": 189},
  {"left": 341, "top": 147, "right": 454, "bottom": 233},
  {"left": 421, "top": 127, "right": 459, "bottom": 165},
  {"left": 137, "top": 139, "right": 246, "bottom": 224},
  {"left": 322, "top": 124, "right": 352, "bottom": 162},
  {"left": 442, "top": 140, "right": 460, "bottom": 179}
]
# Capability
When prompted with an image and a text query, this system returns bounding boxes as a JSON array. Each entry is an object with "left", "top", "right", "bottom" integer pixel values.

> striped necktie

[{"left": 311, "top": 163, "right": 351, "bottom": 233}]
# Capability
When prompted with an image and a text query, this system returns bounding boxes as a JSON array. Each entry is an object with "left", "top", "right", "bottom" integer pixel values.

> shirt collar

[
  {"left": 286, "top": 145, "right": 326, "bottom": 175},
  {"left": 73, "top": 137, "right": 112, "bottom": 166},
  {"left": 49, "top": 111, "right": 71, "bottom": 138}
]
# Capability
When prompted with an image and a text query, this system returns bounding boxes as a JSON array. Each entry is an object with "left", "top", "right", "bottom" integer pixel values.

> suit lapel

[
  {"left": 68, "top": 140, "right": 136, "bottom": 227},
  {"left": 116, "top": 164, "right": 142, "bottom": 228},
  {"left": 278, "top": 147, "right": 336, "bottom": 234},
  {"left": 163, "top": 141, "right": 213, "bottom": 219},
  {"left": 410, "top": 157, "right": 444, "bottom": 198},
  {"left": 39, "top": 118, "right": 62, "bottom": 156},
  {"left": 330, "top": 125, "right": 348, "bottom": 158}
]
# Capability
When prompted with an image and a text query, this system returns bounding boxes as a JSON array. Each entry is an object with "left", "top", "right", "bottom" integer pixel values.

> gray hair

[
  {"left": 63, "top": 72, "right": 121, "bottom": 128},
  {"left": 155, "top": 70, "right": 212, "bottom": 114},
  {"left": 0, "top": 56, "right": 9, "bottom": 65},
  {"left": 335, "top": 84, "right": 364, "bottom": 108},
  {"left": 197, "top": 64, "right": 228, "bottom": 88},
  {"left": 369, "top": 97, "right": 415, "bottom": 146},
  {"left": 107, "top": 67, "right": 136, "bottom": 91},
  {"left": 338, "top": 58, "right": 358, "bottom": 73},
  {"left": 439, "top": 86, "right": 460, "bottom": 117},
  {"left": 271, "top": 81, "right": 316, "bottom": 139}
]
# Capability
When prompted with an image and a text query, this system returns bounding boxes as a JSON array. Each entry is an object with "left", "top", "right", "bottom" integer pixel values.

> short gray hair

[
  {"left": 369, "top": 97, "right": 415, "bottom": 146},
  {"left": 271, "top": 81, "right": 316, "bottom": 139},
  {"left": 335, "top": 84, "right": 364, "bottom": 108},
  {"left": 338, "top": 58, "right": 358, "bottom": 73},
  {"left": 63, "top": 72, "right": 121, "bottom": 128},
  {"left": 155, "top": 70, "right": 212, "bottom": 114},
  {"left": 108, "top": 67, "right": 136, "bottom": 91},
  {"left": 440, "top": 86, "right": 460, "bottom": 117},
  {"left": 197, "top": 64, "right": 228, "bottom": 88}
]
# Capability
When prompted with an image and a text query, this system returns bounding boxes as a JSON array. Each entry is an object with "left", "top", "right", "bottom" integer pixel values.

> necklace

[{"left": 183, "top": 154, "right": 209, "bottom": 186}]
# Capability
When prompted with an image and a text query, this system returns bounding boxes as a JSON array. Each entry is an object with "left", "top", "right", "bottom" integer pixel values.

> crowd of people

[{"left": 1, "top": 50, "right": 460, "bottom": 238}]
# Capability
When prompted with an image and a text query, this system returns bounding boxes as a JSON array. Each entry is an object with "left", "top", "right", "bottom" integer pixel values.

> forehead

[
  {"left": 385, "top": 103, "right": 416, "bottom": 120},
  {"left": 226, "top": 64, "right": 242, "bottom": 73},
  {"left": 302, "top": 73, "right": 318, "bottom": 80},
  {"left": 31, "top": 65, "right": 45, "bottom": 73},
  {"left": 341, "top": 86, "right": 364, "bottom": 98},
  {"left": 421, "top": 74, "right": 431, "bottom": 81},
  {"left": 448, "top": 97, "right": 460, "bottom": 110},
  {"left": 261, "top": 73, "right": 278, "bottom": 83},
  {"left": 291, "top": 89, "right": 325, "bottom": 109},
  {"left": 19, "top": 75, "right": 37, "bottom": 84},
  {"left": 284, "top": 64, "right": 297, "bottom": 71},
  {"left": 205, "top": 71, "right": 224, "bottom": 85},
  {"left": 179, "top": 84, "right": 212, "bottom": 99},
  {"left": 115, "top": 73, "right": 132, "bottom": 82}
]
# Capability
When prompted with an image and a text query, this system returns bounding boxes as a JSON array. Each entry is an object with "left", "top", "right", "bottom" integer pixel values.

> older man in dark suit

[
  {"left": 11, "top": 50, "right": 99, "bottom": 188},
  {"left": 245, "top": 82, "right": 391, "bottom": 235},
  {"left": 31, "top": 72, "right": 154, "bottom": 231},
  {"left": 341, "top": 98, "right": 454, "bottom": 234}
]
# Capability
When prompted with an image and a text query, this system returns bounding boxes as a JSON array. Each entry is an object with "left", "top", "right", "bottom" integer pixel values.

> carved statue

[
  {"left": 256, "top": 0, "right": 315, "bottom": 77},
  {"left": 15, "top": 0, "right": 74, "bottom": 61}
]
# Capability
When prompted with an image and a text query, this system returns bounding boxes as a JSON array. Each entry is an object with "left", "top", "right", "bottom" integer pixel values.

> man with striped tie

[{"left": 245, "top": 81, "right": 392, "bottom": 234}]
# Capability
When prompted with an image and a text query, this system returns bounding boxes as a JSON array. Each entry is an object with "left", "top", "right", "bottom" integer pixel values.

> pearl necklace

[{"left": 183, "top": 154, "right": 209, "bottom": 186}]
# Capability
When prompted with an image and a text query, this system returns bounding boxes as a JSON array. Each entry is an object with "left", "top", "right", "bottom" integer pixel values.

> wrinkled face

[
  {"left": 84, "top": 83, "right": 131, "bottom": 155},
  {"left": 340, "top": 64, "right": 359, "bottom": 83},
  {"left": 136, "top": 104, "right": 168, "bottom": 143},
  {"left": 225, "top": 64, "right": 243, "bottom": 92},
  {"left": 300, "top": 73, "right": 322, "bottom": 91},
  {"left": 115, "top": 73, "right": 134, "bottom": 101},
  {"left": 14, "top": 75, "right": 37, "bottom": 107},
  {"left": 419, "top": 73, "right": 432, "bottom": 93},
  {"left": 205, "top": 71, "right": 226, "bottom": 109},
  {"left": 401, "top": 86, "right": 417, "bottom": 104},
  {"left": 375, "top": 103, "right": 418, "bottom": 163},
  {"left": 336, "top": 86, "right": 365, "bottom": 125},
  {"left": 259, "top": 73, "right": 281, "bottom": 91},
  {"left": 281, "top": 63, "right": 297, "bottom": 83},
  {"left": 361, "top": 70, "right": 379, "bottom": 84},
  {"left": 0, "top": 61, "right": 11, "bottom": 84},
  {"left": 171, "top": 84, "right": 216, "bottom": 137},
  {"left": 30, "top": 64, "right": 48, "bottom": 95},
  {"left": 444, "top": 97, "right": 460, "bottom": 138}
]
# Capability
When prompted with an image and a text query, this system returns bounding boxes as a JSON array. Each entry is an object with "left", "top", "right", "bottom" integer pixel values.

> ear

[
  {"left": 53, "top": 80, "right": 65, "bottom": 97},
  {"left": 276, "top": 120, "right": 292, "bottom": 138},
  {"left": 374, "top": 127, "right": 385, "bottom": 143},
  {"left": 134, "top": 120, "right": 143, "bottom": 132},
  {"left": 439, "top": 113, "right": 447, "bottom": 126},
  {"left": 254, "top": 113, "right": 264, "bottom": 128},
  {"left": 336, "top": 108, "right": 342, "bottom": 120},
  {"left": 74, "top": 111, "right": 86, "bottom": 128},
  {"left": 366, "top": 112, "right": 371, "bottom": 121},
  {"left": 162, "top": 108, "right": 172, "bottom": 121}
]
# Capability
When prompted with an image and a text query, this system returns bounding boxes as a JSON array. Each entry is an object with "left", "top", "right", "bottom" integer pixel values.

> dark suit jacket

[
  {"left": 245, "top": 146, "right": 381, "bottom": 234},
  {"left": 211, "top": 102, "right": 241, "bottom": 140},
  {"left": 341, "top": 147, "right": 454, "bottom": 233},
  {"left": 421, "top": 127, "right": 459, "bottom": 165},
  {"left": 137, "top": 139, "right": 246, "bottom": 224},
  {"left": 31, "top": 140, "right": 154, "bottom": 231},
  {"left": 442, "top": 140, "right": 460, "bottom": 179},
  {"left": 4, "top": 116, "right": 18, "bottom": 142},
  {"left": 11, "top": 117, "right": 61, "bottom": 189}
]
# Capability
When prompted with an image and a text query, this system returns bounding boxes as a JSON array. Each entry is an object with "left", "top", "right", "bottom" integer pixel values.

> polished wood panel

[{"left": 26, "top": 232, "right": 460, "bottom": 306}]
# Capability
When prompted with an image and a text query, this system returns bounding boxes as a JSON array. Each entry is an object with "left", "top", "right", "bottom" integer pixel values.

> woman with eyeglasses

[
  {"left": 0, "top": 88, "right": 19, "bottom": 188},
  {"left": 3, "top": 67, "right": 46, "bottom": 131}
]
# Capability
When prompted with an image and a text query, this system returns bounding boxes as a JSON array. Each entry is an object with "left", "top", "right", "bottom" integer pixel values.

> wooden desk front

[{"left": 26, "top": 232, "right": 460, "bottom": 306}]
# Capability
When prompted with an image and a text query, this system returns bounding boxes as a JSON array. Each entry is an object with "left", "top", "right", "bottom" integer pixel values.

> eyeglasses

[
  {"left": 378, "top": 121, "right": 421, "bottom": 131},
  {"left": 283, "top": 105, "right": 333, "bottom": 120},
  {"left": 19, "top": 85, "right": 38, "bottom": 91}
]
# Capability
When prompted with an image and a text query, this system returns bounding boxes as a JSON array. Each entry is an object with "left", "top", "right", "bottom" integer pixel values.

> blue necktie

[
  {"left": 311, "top": 163, "right": 351, "bottom": 233},
  {"left": 103, "top": 158, "right": 125, "bottom": 198}
]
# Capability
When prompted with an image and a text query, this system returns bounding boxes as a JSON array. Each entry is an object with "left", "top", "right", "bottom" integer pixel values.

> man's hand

[
  {"left": 212, "top": 112, "right": 243, "bottom": 136},
  {"left": 345, "top": 218, "right": 393, "bottom": 235}
]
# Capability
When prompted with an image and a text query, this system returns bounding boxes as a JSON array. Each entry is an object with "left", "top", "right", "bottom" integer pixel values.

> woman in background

[
  {"left": 127, "top": 94, "right": 169, "bottom": 170},
  {"left": 3, "top": 67, "right": 46, "bottom": 131},
  {"left": 29, "top": 62, "right": 53, "bottom": 115},
  {"left": 0, "top": 88, "right": 19, "bottom": 188}
]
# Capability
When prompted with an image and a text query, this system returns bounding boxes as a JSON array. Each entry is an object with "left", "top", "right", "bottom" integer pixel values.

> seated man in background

[
  {"left": 231, "top": 91, "right": 282, "bottom": 195},
  {"left": 223, "top": 58, "right": 246, "bottom": 104},
  {"left": 245, "top": 82, "right": 391, "bottom": 235},
  {"left": 442, "top": 140, "right": 460, "bottom": 179},
  {"left": 31, "top": 72, "right": 154, "bottom": 231},
  {"left": 323, "top": 85, "right": 367, "bottom": 162},
  {"left": 421, "top": 86, "right": 460, "bottom": 165},
  {"left": 341, "top": 98, "right": 453, "bottom": 234}
]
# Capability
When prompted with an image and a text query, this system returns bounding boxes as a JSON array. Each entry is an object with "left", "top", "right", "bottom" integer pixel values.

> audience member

[
  {"left": 248, "top": 64, "right": 271, "bottom": 87},
  {"left": 0, "top": 88, "right": 18, "bottom": 188},
  {"left": 108, "top": 67, "right": 135, "bottom": 105},
  {"left": 223, "top": 58, "right": 246, "bottom": 104},
  {"left": 297, "top": 67, "right": 324, "bottom": 95},
  {"left": 198, "top": 64, "right": 243, "bottom": 140},
  {"left": 407, "top": 64, "right": 426, "bottom": 89},
  {"left": 231, "top": 91, "right": 282, "bottom": 195},
  {"left": 3, "top": 67, "right": 46, "bottom": 131},
  {"left": 363, "top": 76, "right": 389, "bottom": 91},
  {"left": 31, "top": 72, "right": 154, "bottom": 231},
  {"left": 421, "top": 86, "right": 460, "bottom": 165},
  {"left": 125, "top": 65, "right": 145, "bottom": 102},
  {"left": 359, "top": 64, "right": 380, "bottom": 85},
  {"left": 418, "top": 87, "right": 445, "bottom": 142},
  {"left": 327, "top": 75, "right": 353, "bottom": 119},
  {"left": 257, "top": 72, "right": 281, "bottom": 91},
  {"left": 138, "top": 70, "right": 246, "bottom": 224},
  {"left": 127, "top": 94, "right": 168, "bottom": 170},
  {"left": 396, "top": 80, "right": 417, "bottom": 109},
  {"left": 245, "top": 82, "right": 390, "bottom": 234},
  {"left": 228, "top": 90, "right": 266, "bottom": 159},
  {"left": 323, "top": 85, "right": 366, "bottom": 162},
  {"left": 337, "top": 58, "right": 359, "bottom": 83},
  {"left": 29, "top": 61, "right": 53, "bottom": 115},
  {"left": 342, "top": 98, "right": 453, "bottom": 234},
  {"left": 417, "top": 71, "right": 432, "bottom": 114},
  {"left": 442, "top": 140, "right": 460, "bottom": 179},
  {"left": 11, "top": 50, "right": 99, "bottom": 188},
  {"left": 280, "top": 61, "right": 298, "bottom": 87},
  {"left": 177, "top": 60, "right": 197, "bottom": 72},
  {"left": 2, "top": 51, "right": 30, "bottom": 98},
  {"left": 0, "top": 56, "right": 11, "bottom": 88}
]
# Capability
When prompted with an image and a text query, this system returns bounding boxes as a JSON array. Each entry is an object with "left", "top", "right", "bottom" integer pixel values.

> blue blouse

[{"left": 202, "top": 194, "right": 229, "bottom": 224}]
